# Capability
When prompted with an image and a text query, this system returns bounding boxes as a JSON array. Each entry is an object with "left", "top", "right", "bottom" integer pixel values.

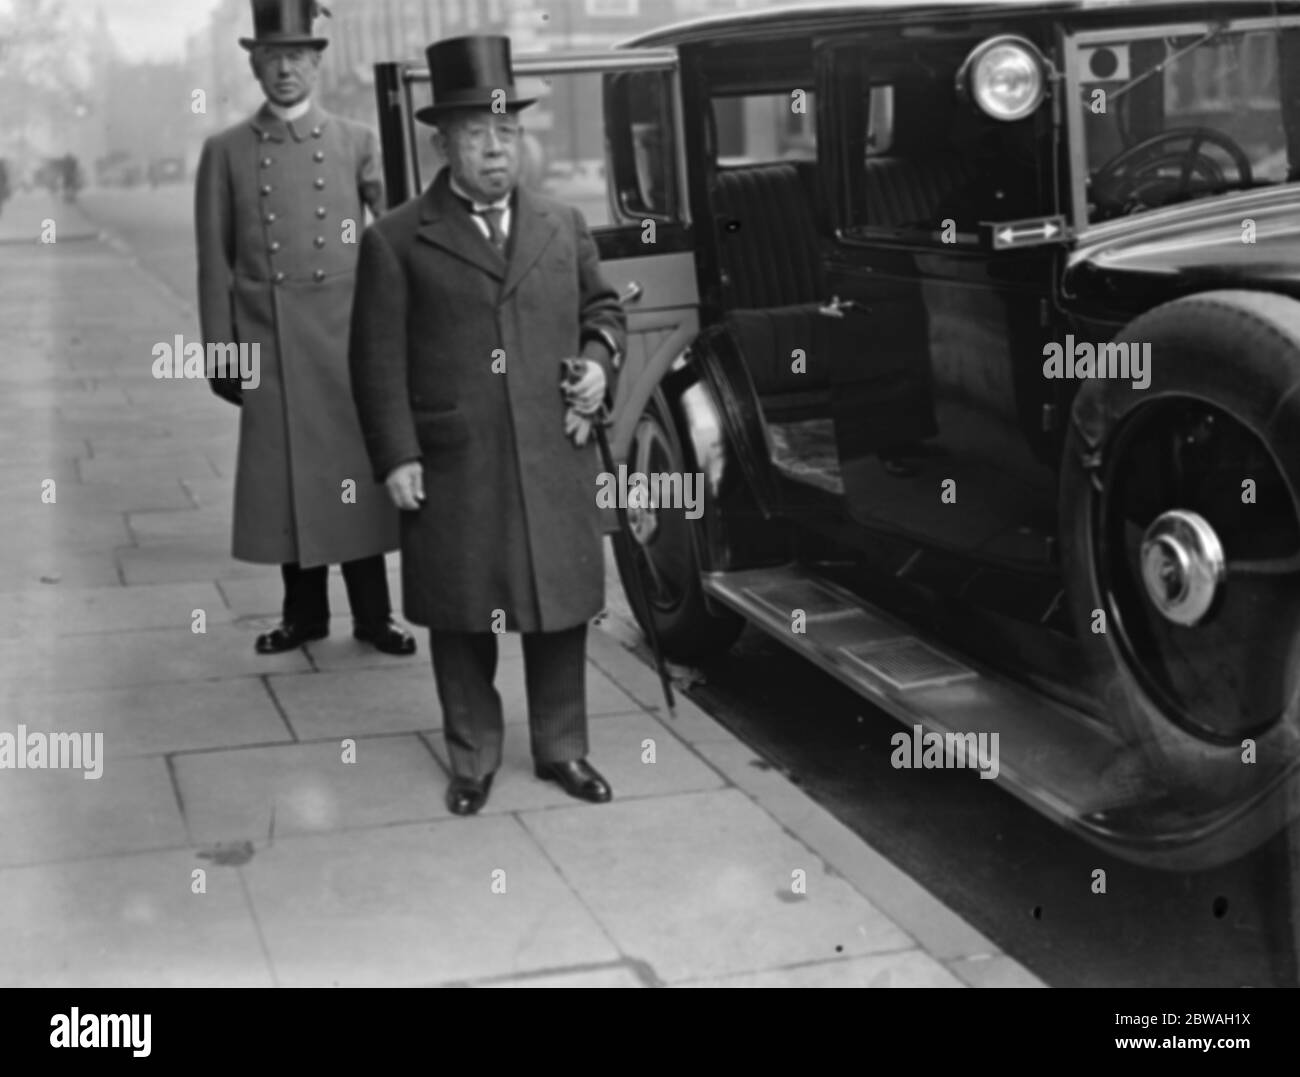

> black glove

[{"left": 209, "top": 377, "right": 243, "bottom": 407}]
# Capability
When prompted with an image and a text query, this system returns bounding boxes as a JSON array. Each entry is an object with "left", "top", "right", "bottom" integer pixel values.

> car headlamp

[{"left": 958, "top": 36, "right": 1047, "bottom": 121}]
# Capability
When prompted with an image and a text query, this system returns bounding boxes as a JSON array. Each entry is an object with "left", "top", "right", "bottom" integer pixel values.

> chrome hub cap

[{"left": 1139, "top": 509, "right": 1225, "bottom": 626}]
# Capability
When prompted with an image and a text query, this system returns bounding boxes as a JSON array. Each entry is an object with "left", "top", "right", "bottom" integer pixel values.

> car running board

[{"left": 701, "top": 565, "right": 1296, "bottom": 869}]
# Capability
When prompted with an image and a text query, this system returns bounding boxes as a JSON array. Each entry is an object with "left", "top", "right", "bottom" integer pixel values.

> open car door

[{"left": 373, "top": 48, "right": 696, "bottom": 461}]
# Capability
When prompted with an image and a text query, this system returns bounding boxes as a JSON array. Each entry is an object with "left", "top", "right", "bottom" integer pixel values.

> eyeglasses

[{"left": 458, "top": 122, "right": 522, "bottom": 147}]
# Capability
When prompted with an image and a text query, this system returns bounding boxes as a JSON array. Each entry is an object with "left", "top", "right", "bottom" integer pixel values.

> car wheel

[
  {"left": 1059, "top": 290, "right": 1300, "bottom": 793},
  {"left": 612, "top": 388, "right": 745, "bottom": 661}
]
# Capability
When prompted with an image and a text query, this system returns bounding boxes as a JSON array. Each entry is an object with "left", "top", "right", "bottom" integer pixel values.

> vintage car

[{"left": 373, "top": 0, "right": 1300, "bottom": 869}]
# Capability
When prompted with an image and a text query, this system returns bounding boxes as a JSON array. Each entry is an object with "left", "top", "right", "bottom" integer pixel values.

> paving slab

[
  {"left": 0, "top": 623, "right": 310, "bottom": 694},
  {"left": 171, "top": 734, "right": 451, "bottom": 846},
  {"left": 8, "top": 678, "right": 291, "bottom": 760},
  {"left": 677, "top": 950, "right": 963, "bottom": 988},
  {"left": 0, "top": 580, "right": 230, "bottom": 638},
  {"left": 0, "top": 850, "right": 272, "bottom": 987},
  {"left": 241, "top": 817, "right": 621, "bottom": 986},
  {"left": 520, "top": 787, "right": 915, "bottom": 984},
  {"left": 475, "top": 964, "right": 647, "bottom": 987},
  {"left": 0, "top": 755, "right": 186, "bottom": 868}
]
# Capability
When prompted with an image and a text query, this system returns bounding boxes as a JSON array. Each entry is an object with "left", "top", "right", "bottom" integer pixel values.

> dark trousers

[
  {"left": 430, "top": 625, "right": 589, "bottom": 780},
  {"left": 281, "top": 555, "right": 392, "bottom": 628}
]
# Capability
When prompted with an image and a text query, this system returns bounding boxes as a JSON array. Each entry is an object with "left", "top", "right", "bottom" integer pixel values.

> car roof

[{"left": 622, "top": 0, "right": 1300, "bottom": 49}]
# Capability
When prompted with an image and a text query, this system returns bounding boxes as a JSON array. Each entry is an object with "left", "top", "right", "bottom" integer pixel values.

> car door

[{"left": 374, "top": 49, "right": 696, "bottom": 464}]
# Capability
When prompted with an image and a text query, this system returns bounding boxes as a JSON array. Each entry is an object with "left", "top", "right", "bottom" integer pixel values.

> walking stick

[{"left": 563, "top": 361, "right": 676, "bottom": 714}]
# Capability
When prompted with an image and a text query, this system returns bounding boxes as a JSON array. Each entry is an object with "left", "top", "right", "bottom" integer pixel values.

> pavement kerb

[{"left": 587, "top": 625, "right": 1047, "bottom": 987}]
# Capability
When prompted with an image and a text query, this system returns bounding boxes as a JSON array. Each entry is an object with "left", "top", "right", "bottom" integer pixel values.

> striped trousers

[{"left": 429, "top": 625, "right": 589, "bottom": 780}]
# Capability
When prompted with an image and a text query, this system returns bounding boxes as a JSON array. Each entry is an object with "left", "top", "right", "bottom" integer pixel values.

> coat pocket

[{"left": 412, "top": 407, "right": 470, "bottom": 457}]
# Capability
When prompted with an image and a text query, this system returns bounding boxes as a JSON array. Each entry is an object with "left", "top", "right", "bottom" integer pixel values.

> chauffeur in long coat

[
  {"left": 195, "top": 0, "right": 414, "bottom": 657},
  {"left": 349, "top": 35, "right": 627, "bottom": 815}
]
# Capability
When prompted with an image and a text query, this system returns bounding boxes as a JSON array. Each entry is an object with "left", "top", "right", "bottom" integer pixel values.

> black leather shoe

[
  {"left": 255, "top": 621, "right": 329, "bottom": 654},
  {"left": 534, "top": 759, "right": 612, "bottom": 803},
  {"left": 353, "top": 620, "right": 416, "bottom": 656},
  {"left": 446, "top": 773, "right": 493, "bottom": 816}
]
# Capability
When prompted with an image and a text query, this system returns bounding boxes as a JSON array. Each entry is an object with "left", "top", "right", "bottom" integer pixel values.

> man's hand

[
  {"left": 385, "top": 461, "right": 425, "bottom": 511},
  {"left": 562, "top": 358, "right": 606, "bottom": 416}
]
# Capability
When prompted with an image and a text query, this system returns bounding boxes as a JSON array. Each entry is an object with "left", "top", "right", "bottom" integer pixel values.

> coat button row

[{"left": 270, "top": 271, "right": 326, "bottom": 284}]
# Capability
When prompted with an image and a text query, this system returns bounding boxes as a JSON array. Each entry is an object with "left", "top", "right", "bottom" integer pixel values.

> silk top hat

[
  {"left": 239, "top": 0, "right": 331, "bottom": 51},
  {"left": 416, "top": 35, "right": 538, "bottom": 125}
]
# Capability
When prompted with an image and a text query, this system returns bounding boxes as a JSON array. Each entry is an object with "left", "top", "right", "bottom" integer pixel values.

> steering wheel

[{"left": 1091, "top": 127, "right": 1254, "bottom": 215}]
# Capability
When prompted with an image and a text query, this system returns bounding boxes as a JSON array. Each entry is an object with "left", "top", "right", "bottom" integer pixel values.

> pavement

[{"left": 0, "top": 188, "right": 1044, "bottom": 987}]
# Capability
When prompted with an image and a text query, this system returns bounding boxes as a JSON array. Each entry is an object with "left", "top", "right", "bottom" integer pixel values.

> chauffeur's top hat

[
  {"left": 415, "top": 35, "right": 538, "bottom": 126},
  {"left": 239, "top": 0, "right": 331, "bottom": 51}
]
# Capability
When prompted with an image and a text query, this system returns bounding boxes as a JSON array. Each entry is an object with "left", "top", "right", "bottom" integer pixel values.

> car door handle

[{"left": 620, "top": 281, "right": 644, "bottom": 305}]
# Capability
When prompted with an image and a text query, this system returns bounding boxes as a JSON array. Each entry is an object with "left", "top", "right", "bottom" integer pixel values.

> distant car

[
  {"left": 375, "top": 0, "right": 1300, "bottom": 870},
  {"left": 147, "top": 157, "right": 186, "bottom": 187},
  {"left": 97, "top": 154, "right": 145, "bottom": 188}
]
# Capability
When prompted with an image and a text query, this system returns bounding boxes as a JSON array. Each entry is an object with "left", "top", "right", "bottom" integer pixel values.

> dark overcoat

[
  {"left": 348, "top": 169, "right": 626, "bottom": 634},
  {"left": 195, "top": 101, "right": 399, "bottom": 568}
]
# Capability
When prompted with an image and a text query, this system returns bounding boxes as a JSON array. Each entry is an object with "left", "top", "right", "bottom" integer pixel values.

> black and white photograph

[{"left": 3, "top": 0, "right": 1300, "bottom": 1020}]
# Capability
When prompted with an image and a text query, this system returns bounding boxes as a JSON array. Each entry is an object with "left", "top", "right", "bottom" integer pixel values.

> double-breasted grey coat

[
  {"left": 195, "top": 101, "right": 399, "bottom": 568},
  {"left": 348, "top": 169, "right": 626, "bottom": 634}
]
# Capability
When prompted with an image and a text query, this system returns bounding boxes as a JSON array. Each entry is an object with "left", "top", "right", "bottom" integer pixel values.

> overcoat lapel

[
  {"left": 415, "top": 171, "right": 505, "bottom": 281},
  {"left": 247, "top": 102, "right": 329, "bottom": 144},
  {"left": 502, "top": 186, "right": 558, "bottom": 301}
]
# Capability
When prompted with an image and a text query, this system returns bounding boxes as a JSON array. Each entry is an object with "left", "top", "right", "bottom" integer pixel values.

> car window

[{"left": 711, "top": 92, "right": 817, "bottom": 166}]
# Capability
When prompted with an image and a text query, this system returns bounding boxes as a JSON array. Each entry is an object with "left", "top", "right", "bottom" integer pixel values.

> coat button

[
  {"left": 312, "top": 126, "right": 323, "bottom": 138},
  {"left": 261, "top": 157, "right": 272, "bottom": 168},
  {"left": 313, "top": 177, "right": 325, "bottom": 190},
  {"left": 314, "top": 236, "right": 326, "bottom": 249},
  {"left": 313, "top": 150, "right": 325, "bottom": 162},
  {"left": 260, "top": 184, "right": 272, "bottom": 196},
  {"left": 260, "top": 131, "right": 270, "bottom": 142},
  {"left": 264, "top": 212, "right": 277, "bottom": 224},
  {"left": 273, "top": 271, "right": 286, "bottom": 284},
  {"left": 313, "top": 269, "right": 326, "bottom": 282},
  {"left": 315, "top": 207, "right": 327, "bottom": 219},
  {"left": 268, "top": 240, "right": 281, "bottom": 253}
]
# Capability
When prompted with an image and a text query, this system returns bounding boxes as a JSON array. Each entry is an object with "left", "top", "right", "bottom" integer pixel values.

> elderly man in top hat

[
  {"left": 349, "top": 35, "right": 626, "bottom": 815},
  {"left": 195, "top": 0, "right": 415, "bottom": 658}
]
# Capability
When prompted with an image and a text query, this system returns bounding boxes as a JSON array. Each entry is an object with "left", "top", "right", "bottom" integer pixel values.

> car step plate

[
  {"left": 698, "top": 565, "right": 1262, "bottom": 868},
  {"left": 840, "top": 638, "right": 977, "bottom": 691}
]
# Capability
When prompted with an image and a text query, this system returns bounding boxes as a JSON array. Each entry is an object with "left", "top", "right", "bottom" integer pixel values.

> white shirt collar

[
  {"left": 267, "top": 97, "right": 312, "bottom": 122},
  {"left": 448, "top": 173, "right": 511, "bottom": 212}
]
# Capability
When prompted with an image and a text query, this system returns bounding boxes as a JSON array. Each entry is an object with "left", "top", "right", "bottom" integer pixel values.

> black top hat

[
  {"left": 239, "top": 0, "right": 331, "bottom": 51},
  {"left": 415, "top": 35, "right": 537, "bottom": 126}
]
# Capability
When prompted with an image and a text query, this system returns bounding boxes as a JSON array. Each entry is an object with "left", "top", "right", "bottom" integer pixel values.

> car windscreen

[{"left": 1073, "top": 18, "right": 1300, "bottom": 224}]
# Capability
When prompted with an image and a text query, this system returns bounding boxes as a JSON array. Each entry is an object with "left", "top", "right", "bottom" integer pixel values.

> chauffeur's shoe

[
  {"left": 353, "top": 619, "right": 417, "bottom": 656},
  {"left": 255, "top": 621, "right": 329, "bottom": 654},
  {"left": 446, "top": 773, "right": 493, "bottom": 816},
  {"left": 534, "top": 759, "right": 613, "bottom": 803}
]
